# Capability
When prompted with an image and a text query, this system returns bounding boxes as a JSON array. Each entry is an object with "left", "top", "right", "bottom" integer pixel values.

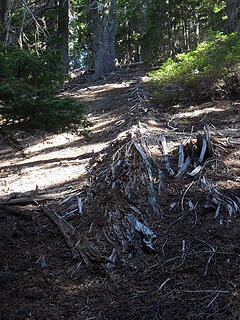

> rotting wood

[
  {"left": 42, "top": 205, "right": 80, "bottom": 259},
  {"left": 4, "top": 77, "right": 239, "bottom": 281},
  {"left": 0, "top": 192, "right": 73, "bottom": 206}
]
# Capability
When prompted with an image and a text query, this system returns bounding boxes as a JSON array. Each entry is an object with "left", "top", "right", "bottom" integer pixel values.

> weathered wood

[
  {"left": 0, "top": 193, "right": 65, "bottom": 205},
  {"left": 43, "top": 206, "right": 80, "bottom": 259}
]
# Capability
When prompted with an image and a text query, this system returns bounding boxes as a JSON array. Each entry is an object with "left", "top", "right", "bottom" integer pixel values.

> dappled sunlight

[
  {"left": 75, "top": 81, "right": 132, "bottom": 101},
  {"left": 0, "top": 76, "right": 138, "bottom": 198},
  {"left": 73, "top": 79, "right": 132, "bottom": 93},
  {"left": 157, "top": 99, "right": 240, "bottom": 136},
  {"left": 0, "top": 98, "right": 125, "bottom": 196},
  {"left": 0, "top": 78, "right": 135, "bottom": 197},
  {"left": 0, "top": 139, "right": 108, "bottom": 196},
  {"left": 0, "top": 162, "right": 87, "bottom": 196},
  {"left": 83, "top": 81, "right": 131, "bottom": 94},
  {"left": 24, "top": 132, "right": 82, "bottom": 155},
  {"left": 1, "top": 64, "right": 240, "bottom": 320},
  {"left": 223, "top": 149, "right": 240, "bottom": 175},
  {"left": 89, "top": 116, "right": 117, "bottom": 129},
  {"left": 3, "top": 1, "right": 240, "bottom": 318},
  {"left": 175, "top": 105, "right": 224, "bottom": 119}
]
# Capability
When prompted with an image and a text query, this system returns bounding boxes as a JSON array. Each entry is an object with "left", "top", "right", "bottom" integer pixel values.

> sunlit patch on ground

[
  {"left": 0, "top": 80, "right": 136, "bottom": 197},
  {"left": 0, "top": 67, "right": 240, "bottom": 320}
]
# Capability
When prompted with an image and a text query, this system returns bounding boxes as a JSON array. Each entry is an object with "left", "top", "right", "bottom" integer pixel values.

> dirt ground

[{"left": 0, "top": 67, "right": 240, "bottom": 320}]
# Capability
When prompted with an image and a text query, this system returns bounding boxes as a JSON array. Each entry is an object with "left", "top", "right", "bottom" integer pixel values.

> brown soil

[{"left": 0, "top": 67, "right": 240, "bottom": 320}]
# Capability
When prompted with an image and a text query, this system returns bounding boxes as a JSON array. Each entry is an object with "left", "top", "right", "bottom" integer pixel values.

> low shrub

[
  {"left": 147, "top": 33, "right": 240, "bottom": 104},
  {"left": 0, "top": 47, "right": 85, "bottom": 132}
]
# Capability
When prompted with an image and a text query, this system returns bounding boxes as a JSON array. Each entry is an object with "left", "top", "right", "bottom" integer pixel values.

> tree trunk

[
  {"left": 92, "top": 0, "right": 116, "bottom": 80},
  {"left": 227, "top": 0, "right": 240, "bottom": 32},
  {"left": 57, "top": 0, "right": 69, "bottom": 73},
  {"left": 0, "top": 0, "right": 8, "bottom": 44},
  {"left": 0, "top": 0, "right": 7, "bottom": 24},
  {"left": 45, "top": 0, "right": 58, "bottom": 49},
  {"left": 85, "top": 0, "right": 95, "bottom": 70}
]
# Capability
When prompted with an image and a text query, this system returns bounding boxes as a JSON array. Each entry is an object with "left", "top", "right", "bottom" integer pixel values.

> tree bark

[
  {"left": 0, "top": 0, "right": 7, "bottom": 24},
  {"left": 92, "top": 0, "right": 116, "bottom": 80},
  {"left": 45, "top": 0, "right": 58, "bottom": 49},
  {"left": 84, "top": 0, "right": 94, "bottom": 70},
  {"left": 0, "top": 0, "right": 8, "bottom": 43},
  {"left": 57, "top": 0, "right": 69, "bottom": 73},
  {"left": 227, "top": 0, "right": 240, "bottom": 32}
]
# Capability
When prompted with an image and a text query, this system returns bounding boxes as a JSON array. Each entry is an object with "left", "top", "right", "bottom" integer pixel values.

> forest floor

[{"left": 0, "top": 66, "right": 240, "bottom": 320}]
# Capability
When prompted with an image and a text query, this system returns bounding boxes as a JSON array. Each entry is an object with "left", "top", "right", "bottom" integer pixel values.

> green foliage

[
  {"left": 116, "top": 0, "right": 227, "bottom": 65},
  {"left": 68, "top": 0, "right": 228, "bottom": 67},
  {"left": 0, "top": 47, "right": 85, "bottom": 132},
  {"left": 0, "top": 48, "right": 64, "bottom": 91},
  {"left": 116, "top": 0, "right": 144, "bottom": 64},
  {"left": 69, "top": 0, "right": 88, "bottom": 69},
  {"left": 148, "top": 33, "right": 240, "bottom": 103}
]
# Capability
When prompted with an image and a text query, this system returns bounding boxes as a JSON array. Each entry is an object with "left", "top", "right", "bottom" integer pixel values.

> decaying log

[
  {"left": 42, "top": 206, "right": 80, "bottom": 259},
  {"left": 0, "top": 194, "right": 65, "bottom": 206}
]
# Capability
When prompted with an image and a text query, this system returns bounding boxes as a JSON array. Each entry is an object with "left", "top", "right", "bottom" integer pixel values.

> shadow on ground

[{"left": 0, "top": 66, "right": 240, "bottom": 320}]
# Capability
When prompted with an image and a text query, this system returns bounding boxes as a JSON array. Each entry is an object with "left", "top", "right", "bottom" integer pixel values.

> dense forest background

[{"left": 0, "top": 1, "right": 239, "bottom": 73}]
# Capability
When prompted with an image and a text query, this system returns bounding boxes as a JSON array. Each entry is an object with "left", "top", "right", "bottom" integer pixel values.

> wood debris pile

[
  {"left": 1, "top": 76, "right": 239, "bottom": 318},
  {"left": 48, "top": 115, "right": 239, "bottom": 276}
]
